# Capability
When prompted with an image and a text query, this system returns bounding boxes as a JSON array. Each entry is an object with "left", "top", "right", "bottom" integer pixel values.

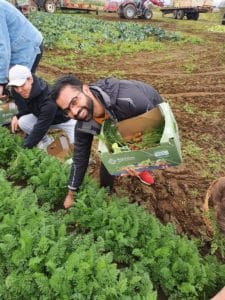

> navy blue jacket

[{"left": 15, "top": 75, "right": 69, "bottom": 148}]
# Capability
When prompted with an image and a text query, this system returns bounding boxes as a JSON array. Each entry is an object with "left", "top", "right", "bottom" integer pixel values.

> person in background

[
  {"left": 0, "top": 0, "right": 43, "bottom": 110},
  {"left": 8, "top": 65, "right": 76, "bottom": 148},
  {"left": 51, "top": 75, "right": 163, "bottom": 209},
  {"left": 204, "top": 177, "right": 225, "bottom": 236},
  {"left": 204, "top": 177, "right": 225, "bottom": 300}
]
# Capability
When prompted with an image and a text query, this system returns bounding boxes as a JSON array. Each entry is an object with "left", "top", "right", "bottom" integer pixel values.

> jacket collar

[
  {"left": 27, "top": 75, "right": 48, "bottom": 101},
  {"left": 89, "top": 85, "right": 118, "bottom": 122}
]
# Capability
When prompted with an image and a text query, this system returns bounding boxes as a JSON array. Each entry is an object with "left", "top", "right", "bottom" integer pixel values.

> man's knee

[
  {"left": 18, "top": 116, "right": 26, "bottom": 131},
  {"left": 18, "top": 115, "right": 36, "bottom": 133}
]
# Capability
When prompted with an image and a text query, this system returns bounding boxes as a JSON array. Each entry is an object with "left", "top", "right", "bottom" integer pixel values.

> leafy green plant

[
  {"left": 184, "top": 62, "right": 197, "bottom": 74},
  {"left": 29, "top": 12, "right": 180, "bottom": 51},
  {"left": 0, "top": 171, "right": 158, "bottom": 299},
  {"left": 205, "top": 210, "right": 225, "bottom": 259},
  {"left": 7, "top": 148, "right": 69, "bottom": 206},
  {"left": 0, "top": 126, "right": 225, "bottom": 299},
  {"left": 183, "top": 141, "right": 202, "bottom": 158},
  {"left": 0, "top": 127, "right": 22, "bottom": 167}
]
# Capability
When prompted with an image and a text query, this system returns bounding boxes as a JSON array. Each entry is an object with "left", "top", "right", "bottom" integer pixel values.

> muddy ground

[{"left": 39, "top": 12, "right": 225, "bottom": 243}]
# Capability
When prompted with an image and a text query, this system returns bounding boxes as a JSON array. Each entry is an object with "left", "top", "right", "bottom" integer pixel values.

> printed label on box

[{"left": 154, "top": 150, "right": 169, "bottom": 157}]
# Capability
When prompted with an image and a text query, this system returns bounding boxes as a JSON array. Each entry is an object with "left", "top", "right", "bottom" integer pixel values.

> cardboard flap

[
  {"left": 117, "top": 107, "right": 163, "bottom": 137},
  {"left": 47, "top": 135, "right": 72, "bottom": 160}
]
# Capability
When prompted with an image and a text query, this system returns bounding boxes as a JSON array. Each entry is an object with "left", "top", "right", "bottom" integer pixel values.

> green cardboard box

[{"left": 98, "top": 102, "right": 182, "bottom": 175}]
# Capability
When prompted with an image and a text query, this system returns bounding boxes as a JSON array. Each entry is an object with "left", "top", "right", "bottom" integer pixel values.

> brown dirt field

[{"left": 39, "top": 13, "right": 225, "bottom": 242}]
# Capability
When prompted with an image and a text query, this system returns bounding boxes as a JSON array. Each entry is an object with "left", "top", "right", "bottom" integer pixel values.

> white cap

[{"left": 8, "top": 65, "right": 32, "bottom": 87}]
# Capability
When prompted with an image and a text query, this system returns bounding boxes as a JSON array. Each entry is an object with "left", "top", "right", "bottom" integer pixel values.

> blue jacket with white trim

[{"left": 0, "top": 0, "right": 43, "bottom": 84}]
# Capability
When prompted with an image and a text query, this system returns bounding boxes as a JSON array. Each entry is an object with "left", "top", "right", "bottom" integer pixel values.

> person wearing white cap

[
  {"left": 0, "top": 0, "right": 43, "bottom": 109},
  {"left": 8, "top": 65, "right": 76, "bottom": 149}
]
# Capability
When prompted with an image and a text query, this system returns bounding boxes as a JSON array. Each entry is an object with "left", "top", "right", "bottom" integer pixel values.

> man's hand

[
  {"left": 0, "top": 85, "right": 6, "bottom": 99},
  {"left": 11, "top": 116, "right": 19, "bottom": 133},
  {"left": 64, "top": 190, "right": 75, "bottom": 209},
  {"left": 211, "top": 286, "right": 225, "bottom": 300}
]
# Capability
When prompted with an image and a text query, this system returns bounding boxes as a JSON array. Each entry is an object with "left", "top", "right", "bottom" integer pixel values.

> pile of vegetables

[{"left": 101, "top": 119, "right": 164, "bottom": 153}]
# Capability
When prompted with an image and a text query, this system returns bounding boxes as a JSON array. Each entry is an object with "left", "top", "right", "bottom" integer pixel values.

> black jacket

[
  {"left": 15, "top": 75, "right": 69, "bottom": 148},
  {"left": 68, "top": 77, "right": 163, "bottom": 191}
]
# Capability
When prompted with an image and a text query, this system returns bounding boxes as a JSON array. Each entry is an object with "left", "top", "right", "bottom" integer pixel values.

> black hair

[{"left": 51, "top": 74, "right": 83, "bottom": 101}]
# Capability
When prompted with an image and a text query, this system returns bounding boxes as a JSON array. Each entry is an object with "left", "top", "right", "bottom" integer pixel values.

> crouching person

[
  {"left": 8, "top": 65, "right": 76, "bottom": 149},
  {"left": 51, "top": 75, "right": 163, "bottom": 209}
]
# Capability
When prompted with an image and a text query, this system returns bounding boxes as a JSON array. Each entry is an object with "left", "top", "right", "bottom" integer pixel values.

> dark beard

[{"left": 74, "top": 95, "right": 93, "bottom": 121}]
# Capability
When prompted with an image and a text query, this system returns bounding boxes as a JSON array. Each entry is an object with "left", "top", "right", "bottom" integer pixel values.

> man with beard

[
  {"left": 8, "top": 65, "right": 76, "bottom": 148},
  {"left": 51, "top": 75, "right": 163, "bottom": 209}
]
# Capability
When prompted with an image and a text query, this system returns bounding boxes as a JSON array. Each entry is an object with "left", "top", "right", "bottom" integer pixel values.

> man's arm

[
  {"left": 0, "top": 85, "right": 6, "bottom": 99},
  {"left": 64, "top": 127, "right": 93, "bottom": 209},
  {"left": 23, "top": 101, "right": 57, "bottom": 148},
  {"left": 11, "top": 116, "right": 19, "bottom": 133},
  {"left": 0, "top": 12, "right": 11, "bottom": 92}
]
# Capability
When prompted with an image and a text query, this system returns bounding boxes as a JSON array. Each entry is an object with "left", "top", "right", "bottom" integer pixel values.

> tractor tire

[
  {"left": 44, "top": 0, "right": 56, "bottom": 13},
  {"left": 186, "top": 12, "right": 192, "bottom": 20},
  {"left": 118, "top": 7, "right": 125, "bottom": 18},
  {"left": 123, "top": 4, "right": 136, "bottom": 19},
  {"left": 173, "top": 9, "right": 178, "bottom": 19},
  {"left": 222, "top": 13, "right": 225, "bottom": 25},
  {"left": 192, "top": 12, "right": 199, "bottom": 20},
  {"left": 28, "top": 0, "right": 38, "bottom": 12},
  {"left": 187, "top": 11, "right": 199, "bottom": 20},
  {"left": 177, "top": 9, "right": 185, "bottom": 20},
  {"left": 144, "top": 9, "right": 153, "bottom": 20}
]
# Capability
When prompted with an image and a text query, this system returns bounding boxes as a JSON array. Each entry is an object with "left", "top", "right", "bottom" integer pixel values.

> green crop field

[{"left": 1, "top": 7, "right": 225, "bottom": 299}]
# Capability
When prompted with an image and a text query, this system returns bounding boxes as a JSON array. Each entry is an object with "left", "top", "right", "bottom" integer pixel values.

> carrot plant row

[{"left": 0, "top": 127, "right": 224, "bottom": 299}]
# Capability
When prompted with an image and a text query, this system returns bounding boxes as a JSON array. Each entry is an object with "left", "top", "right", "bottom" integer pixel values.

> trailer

[
  {"left": 9, "top": 0, "right": 99, "bottom": 14},
  {"left": 160, "top": 0, "right": 213, "bottom": 20},
  {"left": 222, "top": 12, "right": 225, "bottom": 25},
  {"left": 59, "top": 0, "right": 99, "bottom": 14}
]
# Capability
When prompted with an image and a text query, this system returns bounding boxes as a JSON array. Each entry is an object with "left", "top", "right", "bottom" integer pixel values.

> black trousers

[
  {"left": 100, "top": 163, "right": 115, "bottom": 192},
  {"left": 13, "top": 42, "right": 44, "bottom": 111},
  {"left": 31, "top": 42, "right": 44, "bottom": 73}
]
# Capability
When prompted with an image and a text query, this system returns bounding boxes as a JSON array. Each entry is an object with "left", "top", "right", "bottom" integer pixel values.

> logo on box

[{"left": 154, "top": 150, "right": 169, "bottom": 157}]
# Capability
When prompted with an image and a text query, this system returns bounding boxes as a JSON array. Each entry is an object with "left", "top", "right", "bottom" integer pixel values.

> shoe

[{"left": 137, "top": 170, "right": 154, "bottom": 185}]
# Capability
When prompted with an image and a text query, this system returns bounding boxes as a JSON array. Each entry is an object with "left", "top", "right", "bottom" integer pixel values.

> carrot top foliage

[{"left": 0, "top": 127, "right": 225, "bottom": 299}]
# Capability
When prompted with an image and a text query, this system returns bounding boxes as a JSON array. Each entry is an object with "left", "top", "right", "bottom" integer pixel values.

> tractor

[
  {"left": 117, "top": 0, "right": 163, "bottom": 20},
  {"left": 118, "top": 0, "right": 153, "bottom": 19},
  {"left": 11, "top": 0, "right": 98, "bottom": 15},
  {"left": 10, "top": 0, "right": 57, "bottom": 14}
]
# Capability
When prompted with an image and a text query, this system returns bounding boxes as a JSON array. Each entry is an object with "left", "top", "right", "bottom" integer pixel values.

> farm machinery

[
  {"left": 160, "top": 0, "right": 213, "bottom": 21},
  {"left": 117, "top": 0, "right": 164, "bottom": 20},
  {"left": 10, "top": 0, "right": 99, "bottom": 14},
  {"left": 9, "top": 0, "right": 57, "bottom": 14}
]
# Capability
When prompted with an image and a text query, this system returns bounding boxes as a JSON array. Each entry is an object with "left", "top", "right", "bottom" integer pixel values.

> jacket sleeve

[
  {"left": 68, "top": 126, "right": 93, "bottom": 191},
  {"left": 122, "top": 79, "right": 164, "bottom": 112},
  {"left": 23, "top": 101, "right": 57, "bottom": 148},
  {"left": 0, "top": 12, "right": 11, "bottom": 84}
]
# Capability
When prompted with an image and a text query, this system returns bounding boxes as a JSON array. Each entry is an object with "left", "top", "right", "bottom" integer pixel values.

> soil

[{"left": 39, "top": 13, "right": 225, "bottom": 242}]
